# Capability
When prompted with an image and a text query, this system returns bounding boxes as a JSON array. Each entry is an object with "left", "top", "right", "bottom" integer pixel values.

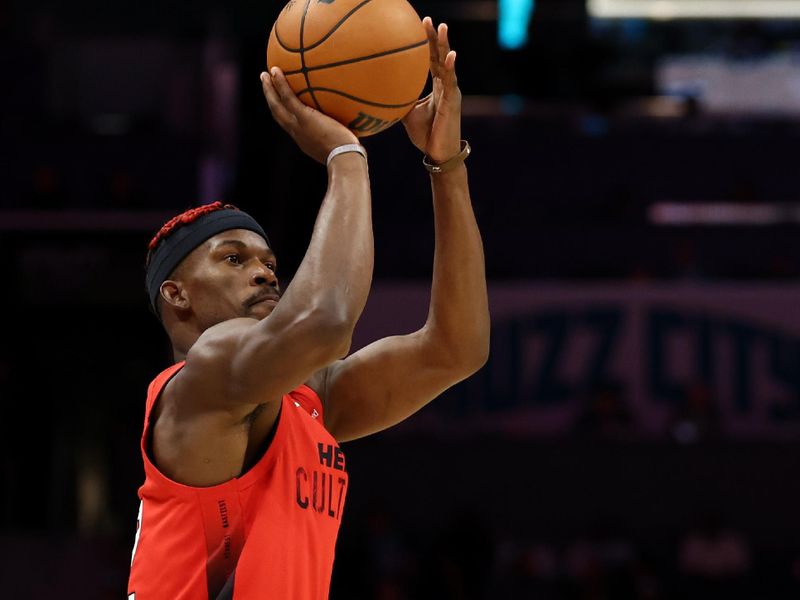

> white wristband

[{"left": 326, "top": 144, "right": 367, "bottom": 167}]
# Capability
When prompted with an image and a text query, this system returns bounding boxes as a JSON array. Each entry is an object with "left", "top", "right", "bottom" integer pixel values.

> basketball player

[{"left": 127, "top": 18, "right": 488, "bottom": 600}]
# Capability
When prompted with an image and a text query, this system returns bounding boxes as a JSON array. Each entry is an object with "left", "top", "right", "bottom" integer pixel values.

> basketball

[{"left": 267, "top": 0, "right": 430, "bottom": 137}]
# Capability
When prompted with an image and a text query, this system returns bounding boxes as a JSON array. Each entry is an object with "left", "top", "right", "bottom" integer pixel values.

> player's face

[{"left": 183, "top": 229, "right": 281, "bottom": 327}]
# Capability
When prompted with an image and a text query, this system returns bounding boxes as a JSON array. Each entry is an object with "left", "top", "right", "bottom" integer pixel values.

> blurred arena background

[{"left": 3, "top": 0, "right": 800, "bottom": 597}]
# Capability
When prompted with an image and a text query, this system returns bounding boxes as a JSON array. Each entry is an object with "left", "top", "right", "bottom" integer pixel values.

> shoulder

[
  {"left": 147, "top": 362, "right": 186, "bottom": 398},
  {"left": 180, "top": 317, "right": 263, "bottom": 394},
  {"left": 186, "top": 317, "right": 260, "bottom": 363},
  {"left": 165, "top": 317, "right": 264, "bottom": 418}
]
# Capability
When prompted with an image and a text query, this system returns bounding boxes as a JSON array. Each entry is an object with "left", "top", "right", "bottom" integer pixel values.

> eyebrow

[{"left": 213, "top": 239, "right": 275, "bottom": 258}]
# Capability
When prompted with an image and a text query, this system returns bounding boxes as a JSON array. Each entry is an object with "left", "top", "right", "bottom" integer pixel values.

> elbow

[
  {"left": 457, "top": 318, "right": 491, "bottom": 376},
  {"left": 327, "top": 326, "right": 354, "bottom": 360},
  {"left": 443, "top": 345, "right": 489, "bottom": 382},
  {"left": 305, "top": 307, "right": 356, "bottom": 361},
  {"left": 475, "top": 334, "right": 491, "bottom": 370},
  {"left": 431, "top": 324, "right": 490, "bottom": 379},
  {"left": 469, "top": 316, "right": 492, "bottom": 373},
  {"left": 461, "top": 333, "right": 490, "bottom": 376}
]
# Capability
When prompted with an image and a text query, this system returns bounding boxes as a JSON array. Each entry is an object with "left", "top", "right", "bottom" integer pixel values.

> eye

[
  {"left": 225, "top": 254, "right": 241, "bottom": 264},
  {"left": 262, "top": 260, "right": 276, "bottom": 272}
]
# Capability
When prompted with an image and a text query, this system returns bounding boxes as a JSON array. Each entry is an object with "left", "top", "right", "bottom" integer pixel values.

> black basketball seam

[
  {"left": 273, "top": 0, "right": 375, "bottom": 53},
  {"left": 296, "top": 87, "right": 419, "bottom": 109},
  {"left": 283, "top": 38, "right": 428, "bottom": 76},
  {"left": 274, "top": 26, "right": 294, "bottom": 53},
  {"left": 298, "top": 0, "right": 322, "bottom": 111}
]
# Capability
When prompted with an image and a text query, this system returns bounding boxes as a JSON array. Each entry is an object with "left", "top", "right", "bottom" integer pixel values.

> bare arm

[
  {"left": 320, "top": 19, "right": 489, "bottom": 442},
  {"left": 172, "top": 69, "right": 374, "bottom": 415}
]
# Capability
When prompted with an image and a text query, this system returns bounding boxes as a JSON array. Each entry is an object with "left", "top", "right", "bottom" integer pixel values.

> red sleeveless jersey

[{"left": 127, "top": 362, "right": 348, "bottom": 600}]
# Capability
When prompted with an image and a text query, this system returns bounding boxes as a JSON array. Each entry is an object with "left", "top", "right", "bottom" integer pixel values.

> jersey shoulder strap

[{"left": 289, "top": 384, "right": 325, "bottom": 425}]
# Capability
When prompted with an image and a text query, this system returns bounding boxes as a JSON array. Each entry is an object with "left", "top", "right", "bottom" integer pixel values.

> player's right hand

[{"left": 261, "top": 68, "right": 359, "bottom": 164}]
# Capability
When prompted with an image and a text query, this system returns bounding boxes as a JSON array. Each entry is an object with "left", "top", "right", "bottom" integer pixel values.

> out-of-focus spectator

[
  {"left": 413, "top": 509, "right": 494, "bottom": 600},
  {"left": 575, "top": 381, "right": 635, "bottom": 438},
  {"left": 29, "top": 165, "right": 68, "bottom": 209},
  {"left": 671, "top": 241, "right": 706, "bottom": 281},
  {"left": 670, "top": 380, "right": 719, "bottom": 443},
  {"left": 564, "top": 521, "right": 639, "bottom": 600},
  {"left": 631, "top": 556, "right": 664, "bottom": 600},
  {"left": 364, "top": 501, "right": 412, "bottom": 600},
  {"left": 678, "top": 512, "right": 752, "bottom": 599},
  {"left": 492, "top": 539, "right": 561, "bottom": 599},
  {"left": 766, "top": 254, "right": 799, "bottom": 279},
  {"left": 106, "top": 168, "right": 144, "bottom": 209},
  {"left": 790, "top": 554, "right": 800, "bottom": 594},
  {"left": 331, "top": 499, "right": 414, "bottom": 600}
]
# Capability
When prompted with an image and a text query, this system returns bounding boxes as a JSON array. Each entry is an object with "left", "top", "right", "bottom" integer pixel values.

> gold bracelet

[{"left": 423, "top": 140, "right": 471, "bottom": 174}]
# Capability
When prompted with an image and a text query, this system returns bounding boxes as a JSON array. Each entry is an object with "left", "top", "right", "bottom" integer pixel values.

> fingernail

[{"left": 271, "top": 67, "right": 279, "bottom": 77}]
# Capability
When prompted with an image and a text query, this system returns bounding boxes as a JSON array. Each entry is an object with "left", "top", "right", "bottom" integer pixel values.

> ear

[{"left": 159, "top": 280, "right": 190, "bottom": 311}]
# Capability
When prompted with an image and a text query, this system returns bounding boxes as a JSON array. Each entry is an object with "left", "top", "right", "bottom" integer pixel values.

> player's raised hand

[
  {"left": 261, "top": 68, "right": 359, "bottom": 164},
  {"left": 402, "top": 18, "right": 462, "bottom": 163}
]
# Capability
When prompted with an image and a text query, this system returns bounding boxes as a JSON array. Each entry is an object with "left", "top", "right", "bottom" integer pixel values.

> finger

[
  {"left": 423, "top": 16, "right": 437, "bottom": 55},
  {"left": 413, "top": 92, "right": 433, "bottom": 107},
  {"left": 437, "top": 23, "right": 451, "bottom": 67},
  {"left": 261, "top": 72, "right": 294, "bottom": 125},
  {"left": 423, "top": 17, "right": 441, "bottom": 76},
  {"left": 443, "top": 50, "right": 458, "bottom": 86},
  {"left": 270, "top": 67, "right": 308, "bottom": 116},
  {"left": 422, "top": 15, "right": 435, "bottom": 37}
]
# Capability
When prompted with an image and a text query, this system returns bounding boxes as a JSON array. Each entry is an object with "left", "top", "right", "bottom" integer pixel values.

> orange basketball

[{"left": 267, "top": 0, "right": 430, "bottom": 137}]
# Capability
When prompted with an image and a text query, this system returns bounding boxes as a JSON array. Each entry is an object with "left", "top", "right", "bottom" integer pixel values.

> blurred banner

[
  {"left": 589, "top": 0, "right": 800, "bottom": 19},
  {"left": 658, "top": 54, "right": 800, "bottom": 117},
  {"left": 353, "top": 284, "right": 800, "bottom": 439}
]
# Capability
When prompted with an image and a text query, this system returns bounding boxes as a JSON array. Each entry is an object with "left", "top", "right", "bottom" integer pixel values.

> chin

[{"left": 245, "top": 301, "right": 276, "bottom": 319}]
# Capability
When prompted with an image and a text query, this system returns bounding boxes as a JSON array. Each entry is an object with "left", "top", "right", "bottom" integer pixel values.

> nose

[{"left": 250, "top": 262, "right": 278, "bottom": 288}]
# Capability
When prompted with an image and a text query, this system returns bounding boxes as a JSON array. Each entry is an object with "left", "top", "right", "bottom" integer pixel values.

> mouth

[{"left": 247, "top": 293, "right": 280, "bottom": 308}]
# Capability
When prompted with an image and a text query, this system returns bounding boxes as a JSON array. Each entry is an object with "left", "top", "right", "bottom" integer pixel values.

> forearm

[
  {"left": 424, "top": 163, "right": 490, "bottom": 366},
  {"left": 278, "top": 154, "right": 373, "bottom": 326}
]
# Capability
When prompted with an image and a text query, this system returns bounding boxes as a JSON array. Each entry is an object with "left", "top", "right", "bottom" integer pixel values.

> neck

[
  {"left": 163, "top": 311, "right": 202, "bottom": 363},
  {"left": 167, "top": 327, "right": 200, "bottom": 364},
  {"left": 170, "top": 333, "right": 198, "bottom": 362}
]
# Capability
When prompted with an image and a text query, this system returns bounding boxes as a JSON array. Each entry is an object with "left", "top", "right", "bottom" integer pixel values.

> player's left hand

[{"left": 402, "top": 17, "right": 462, "bottom": 164}]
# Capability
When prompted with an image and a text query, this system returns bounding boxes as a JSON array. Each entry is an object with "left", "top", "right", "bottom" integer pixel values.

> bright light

[
  {"left": 499, "top": 0, "right": 535, "bottom": 49},
  {"left": 590, "top": 0, "right": 800, "bottom": 19}
]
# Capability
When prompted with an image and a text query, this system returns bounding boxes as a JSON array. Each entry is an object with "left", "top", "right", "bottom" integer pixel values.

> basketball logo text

[{"left": 348, "top": 112, "right": 399, "bottom": 135}]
